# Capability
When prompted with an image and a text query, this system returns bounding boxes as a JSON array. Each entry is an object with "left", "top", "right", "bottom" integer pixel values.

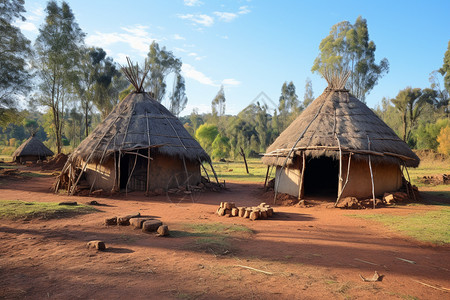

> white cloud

[
  {"left": 173, "top": 34, "right": 185, "bottom": 40},
  {"left": 86, "top": 25, "right": 155, "bottom": 57},
  {"left": 238, "top": 6, "right": 251, "bottom": 15},
  {"left": 222, "top": 78, "right": 241, "bottom": 86},
  {"left": 213, "top": 11, "right": 238, "bottom": 22},
  {"left": 174, "top": 47, "right": 188, "bottom": 53},
  {"left": 178, "top": 14, "right": 214, "bottom": 27},
  {"left": 18, "top": 22, "right": 38, "bottom": 32},
  {"left": 195, "top": 56, "right": 205, "bottom": 61},
  {"left": 181, "top": 63, "right": 218, "bottom": 87},
  {"left": 184, "top": 0, "right": 203, "bottom": 6},
  {"left": 188, "top": 52, "right": 198, "bottom": 56},
  {"left": 115, "top": 53, "right": 129, "bottom": 65}
]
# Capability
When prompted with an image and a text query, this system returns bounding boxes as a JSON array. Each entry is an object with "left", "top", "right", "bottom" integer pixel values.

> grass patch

[
  {"left": 204, "top": 158, "right": 268, "bottom": 183},
  {"left": 171, "top": 222, "right": 252, "bottom": 255},
  {"left": 347, "top": 208, "right": 450, "bottom": 244},
  {"left": 0, "top": 200, "right": 98, "bottom": 220}
]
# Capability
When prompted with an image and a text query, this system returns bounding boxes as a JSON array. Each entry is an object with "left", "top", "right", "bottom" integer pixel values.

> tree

[
  {"left": 145, "top": 41, "right": 182, "bottom": 102},
  {"left": 92, "top": 54, "right": 123, "bottom": 119},
  {"left": 429, "top": 70, "right": 449, "bottom": 118},
  {"left": 303, "top": 78, "right": 314, "bottom": 108},
  {"left": 391, "top": 87, "right": 435, "bottom": 142},
  {"left": 169, "top": 71, "right": 188, "bottom": 117},
  {"left": 211, "top": 85, "right": 226, "bottom": 119},
  {"left": 195, "top": 123, "right": 219, "bottom": 154},
  {"left": 312, "top": 16, "right": 389, "bottom": 103},
  {"left": 278, "top": 81, "right": 300, "bottom": 130},
  {"left": 437, "top": 125, "right": 450, "bottom": 155},
  {"left": 211, "top": 134, "right": 231, "bottom": 159},
  {"left": 23, "top": 119, "right": 39, "bottom": 136},
  {"left": 440, "top": 41, "right": 450, "bottom": 94},
  {"left": 0, "top": 0, "right": 33, "bottom": 125},
  {"left": 34, "top": 0, "right": 85, "bottom": 153}
]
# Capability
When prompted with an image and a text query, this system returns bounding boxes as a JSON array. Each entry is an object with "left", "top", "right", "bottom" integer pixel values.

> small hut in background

[
  {"left": 12, "top": 135, "right": 54, "bottom": 163},
  {"left": 262, "top": 71, "right": 420, "bottom": 205},
  {"left": 55, "top": 59, "right": 216, "bottom": 195}
]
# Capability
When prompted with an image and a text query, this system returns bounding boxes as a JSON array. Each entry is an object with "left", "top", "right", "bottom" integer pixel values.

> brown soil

[{"left": 0, "top": 172, "right": 449, "bottom": 299}]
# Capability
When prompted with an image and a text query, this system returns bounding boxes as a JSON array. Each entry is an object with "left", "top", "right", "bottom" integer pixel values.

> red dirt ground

[{"left": 0, "top": 169, "right": 449, "bottom": 299}]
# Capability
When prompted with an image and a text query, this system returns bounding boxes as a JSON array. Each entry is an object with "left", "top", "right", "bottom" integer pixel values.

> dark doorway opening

[
  {"left": 119, "top": 154, "right": 130, "bottom": 189},
  {"left": 303, "top": 156, "right": 338, "bottom": 197}
]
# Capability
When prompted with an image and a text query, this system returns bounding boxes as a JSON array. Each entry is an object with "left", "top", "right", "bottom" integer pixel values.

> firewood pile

[{"left": 216, "top": 202, "right": 274, "bottom": 220}]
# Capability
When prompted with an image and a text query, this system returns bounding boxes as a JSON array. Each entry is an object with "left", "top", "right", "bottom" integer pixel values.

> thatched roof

[
  {"left": 12, "top": 136, "right": 54, "bottom": 159},
  {"left": 262, "top": 80, "right": 420, "bottom": 168},
  {"left": 70, "top": 92, "right": 210, "bottom": 164}
]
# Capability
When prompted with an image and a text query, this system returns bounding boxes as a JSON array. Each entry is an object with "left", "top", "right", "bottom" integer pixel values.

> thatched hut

[
  {"left": 262, "top": 71, "right": 419, "bottom": 203},
  {"left": 12, "top": 135, "right": 54, "bottom": 163},
  {"left": 55, "top": 59, "right": 215, "bottom": 195}
]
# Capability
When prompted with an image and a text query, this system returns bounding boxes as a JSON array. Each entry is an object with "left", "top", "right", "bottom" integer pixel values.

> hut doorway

[
  {"left": 119, "top": 154, "right": 130, "bottom": 189},
  {"left": 303, "top": 156, "right": 338, "bottom": 197}
]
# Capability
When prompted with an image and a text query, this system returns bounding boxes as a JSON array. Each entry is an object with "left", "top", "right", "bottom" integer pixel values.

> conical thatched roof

[
  {"left": 262, "top": 79, "right": 420, "bottom": 168},
  {"left": 12, "top": 136, "right": 54, "bottom": 159},
  {"left": 71, "top": 92, "right": 210, "bottom": 164}
]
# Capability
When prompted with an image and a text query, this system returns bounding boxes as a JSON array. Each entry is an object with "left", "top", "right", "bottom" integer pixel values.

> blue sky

[{"left": 17, "top": 0, "right": 450, "bottom": 116}]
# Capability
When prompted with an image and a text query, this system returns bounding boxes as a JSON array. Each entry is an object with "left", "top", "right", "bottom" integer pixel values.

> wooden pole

[
  {"left": 209, "top": 162, "right": 221, "bottom": 186},
  {"left": 367, "top": 136, "right": 376, "bottom": 209},
  {"left": 335, "top": 153, "right": 353, "bottom": 206},
  {"left": 125, "top": 152, "right": 138, "bottom": 195},
  {"left": 145, "top": 148, "right": 151, "bottom": 196},
  {"left": 402, "top": 161, "right": 417, "bottom": 201},
  {"left": 298, "top": 151, "right": 306, "bottom": 200},
  {"left": 239, "top": 147, "right": 249, "bottom": 174},
  {"left": 199, "top": 159, "right": 210, "bottom": 182},
  {"left": 263, "top": 165, "right": 270, "bottom": 189}
]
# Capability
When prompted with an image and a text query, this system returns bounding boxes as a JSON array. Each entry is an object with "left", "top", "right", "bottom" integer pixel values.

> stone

[
  {"left": 130, "top": 217, "right": 153, "bottom": 229},
  {"left": 260, "top": 210, "right": 268, "bottom": 219},
  {"left": 58, "top": 201, "right": 77, "bottom": 206},
  {"left": 156, "top": 225, "right": 169, "bottom": 236},
  {"left": 224, "top": 209, "right": 232, "bottom": 215},
  {"left": 86, "top": 200, "right": 101, "bottom": 206},
  {"left": 104, "top": 217, "right": 117, "bottom": 226},
  {"left": 142, "top": 220, "right": 163, "bottom": 233},
  {"left": 231, "top": 208, "right": 239, "bottom": 217},
  {"left": 266, "top": 207, "right": 274, "bottom": 217},
  {"left": 220, "top": 202, "right": 225, "bottom": 208},
  {"left": 225, "top": 202, "right": 235, "bottom": 210},
  {"left": 243, "top": 209, "right": 252, "bottom": 218},
  {"left": 117, "top": 213, "right": 141, "bottom": 226},
  {"left": 393, "top": 192, "right": 409, "bottom": 202},
  {"left": 383, "top": 193, "right": 395, "bottom": 204},
  {"left": 86, "top": 240, "right": 106, "bottom": 251},
  {"left": 238, "top": 207, "right": 246, "bottom": 217},
  {"left": 259, "top": 202, "right": 267, "bottom": 208},
  {"left": 336, "top": 197, "right": 360, "bottom": 209},
  {"left": 250, "top": 211, "right": 259, "bottom": 221},
  {"left": 217, "top": 208, "right": 225, "bottom": 216}
]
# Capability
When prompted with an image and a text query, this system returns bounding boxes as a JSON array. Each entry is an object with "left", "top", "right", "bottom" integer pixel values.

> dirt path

[{"left": 0, "top": 174, "right": 449, "bottom": 299}]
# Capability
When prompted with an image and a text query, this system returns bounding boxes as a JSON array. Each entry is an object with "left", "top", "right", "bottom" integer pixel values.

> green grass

[
  {"left": 405, "top": 159, "right": 450, "bottom": 187},
  {"left": 205, "top": 158, "right": 268, "bottom": 183},
  {"left": 347, "top": 208, "right": 450, "bottom": 245},
  {"left": 0, "top": 200, "right": 98, "bottom": 220},
  {"left": 171, "top": 222, "right": 252, "bottom": 254}
]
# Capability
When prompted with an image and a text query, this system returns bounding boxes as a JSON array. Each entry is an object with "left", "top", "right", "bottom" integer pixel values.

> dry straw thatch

[
  {"left": 12, "top": 135, "right": 54, "bottom": 160},
  {"left": 262, "top": 71, "right": 419, "bottom": 167},
  {"left": 70, "top": 92, "right": 210, "bottom": 165}
]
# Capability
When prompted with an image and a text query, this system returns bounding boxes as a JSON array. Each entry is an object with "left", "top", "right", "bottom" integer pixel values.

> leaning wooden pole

[
  {"left": 297, "top": 151, "right": 306, "bottom": 200},
  {"left": 263, "top": 165, "right": 270, "bottom": 189},
  {"left": 367, "top": 136, "right": 376, "bottom": 209},
  {"left": 145, "top": 148, "right": 151, "bottom": 196}
]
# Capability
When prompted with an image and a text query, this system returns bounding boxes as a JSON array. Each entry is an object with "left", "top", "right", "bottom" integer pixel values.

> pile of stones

[
  {"left": 216, "top": 202, "right": 274, "bottom": 221},
  {"left": 104, "top": 213, "right": 169, "bottom": 236}
]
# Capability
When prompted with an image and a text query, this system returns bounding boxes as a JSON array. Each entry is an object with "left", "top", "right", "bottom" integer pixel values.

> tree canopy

[{"left": 312, "top": 16, "right": 389, "bottom": 103}]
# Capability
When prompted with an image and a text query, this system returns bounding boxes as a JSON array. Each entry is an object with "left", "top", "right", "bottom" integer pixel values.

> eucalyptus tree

[
  {"left": 33, "top": 0, "right": 85, "bottom": 153},
  {"left": 278, "top": 81, "right": 300, "bottom": 131},
  {"left": 312, "top": 16, "right": 389, "bottom": 103},
  {"left": 303, "top": 78, "right": 314, "bottom": 108},
  {"left": 145, "top": 41, "right": 182, "bottom": 102},
  {"left": 391, "top": 87, "right": 436, "bottom": 142},
  {"left": 169, "top": 71, "right": 188, "bottom": 117},
  {"left": 211, "top": 85, "right": 226, "bottom": 119},
  {"left": 0, "top": 0, "right": 33, "bottom": 125}
]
